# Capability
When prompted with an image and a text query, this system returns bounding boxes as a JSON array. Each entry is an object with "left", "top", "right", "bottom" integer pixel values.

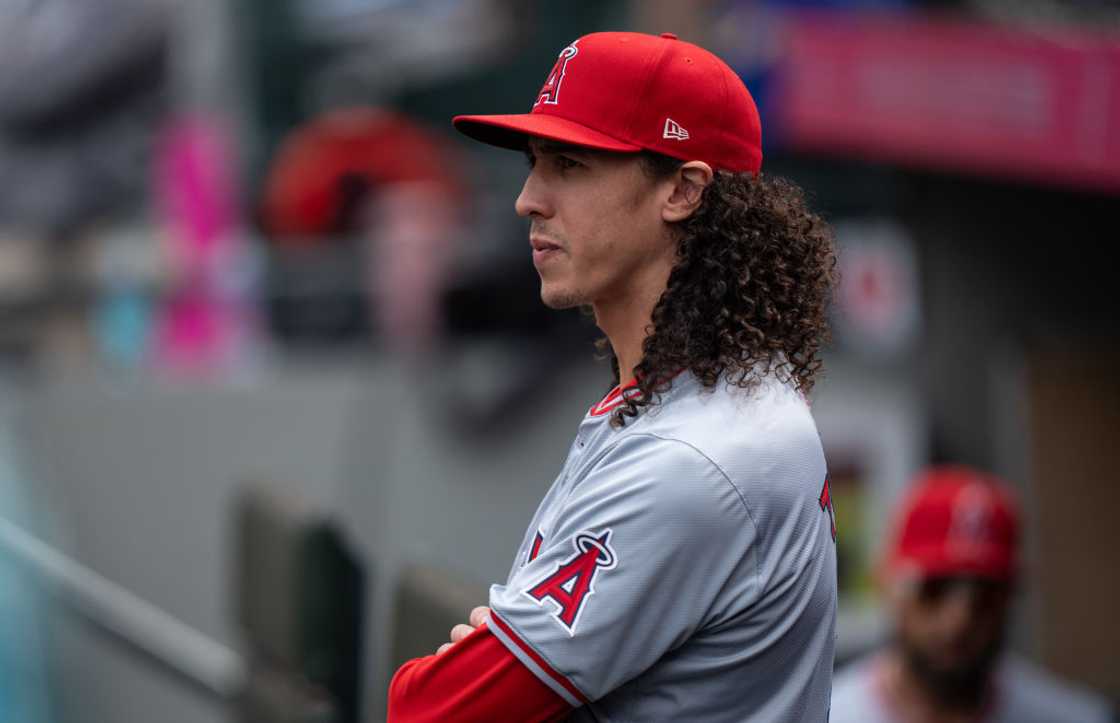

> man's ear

[{"left": 662, "top": 161, "right": 713, "bottom": 223}]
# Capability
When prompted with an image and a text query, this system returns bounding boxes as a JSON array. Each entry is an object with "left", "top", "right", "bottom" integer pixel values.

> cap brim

[
  {"left": 888, "top": 554, "right": 1016, "bottom": 582},
  {"left": 453, "top": 113, "right": 642, "bottom": 154}
]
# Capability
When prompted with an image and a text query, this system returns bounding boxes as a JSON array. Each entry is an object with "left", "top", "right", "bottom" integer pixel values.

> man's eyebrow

[{"left": 527, "top": 139, "right": 597, "bottom": 157}]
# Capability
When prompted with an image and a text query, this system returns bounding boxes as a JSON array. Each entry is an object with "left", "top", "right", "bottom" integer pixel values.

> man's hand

[{"left": 436, "top": 606, "right": 490, "bottom": 655}]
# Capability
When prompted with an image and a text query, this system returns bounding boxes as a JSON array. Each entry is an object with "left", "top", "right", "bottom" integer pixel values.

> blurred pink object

[
  {"left": 152, "top": 115, "right": 257, "bottom": 377},
  {"left": 776, "top": 12, "right": 1120, "bottom": 193},
  {"left": 156, "top": 117, "right": 239, "bottom": 265}
]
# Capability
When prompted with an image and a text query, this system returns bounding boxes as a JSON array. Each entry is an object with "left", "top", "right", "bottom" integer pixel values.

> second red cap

[{"left": 886, "top": 466, "right": 1020, "bottom": 581}]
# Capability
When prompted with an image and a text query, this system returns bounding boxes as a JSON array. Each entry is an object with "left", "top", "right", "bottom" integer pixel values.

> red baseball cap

[
  {"left": 453, "top": 32, "right": 762, "bottom": 174},
  {"left": 885, "top": 466, "right": 1020, "bottom": 581},
  {"left": 261, "top": 108, "right": 462, "bottom": 241}
]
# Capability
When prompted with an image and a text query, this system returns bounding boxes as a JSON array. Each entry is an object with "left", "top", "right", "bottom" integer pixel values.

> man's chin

[
  {"left": 902, "top": 643, "right": 1000, "bottom": 709},
  {"left": 540, "top": 287, "right": 584, "bottom": 310}
]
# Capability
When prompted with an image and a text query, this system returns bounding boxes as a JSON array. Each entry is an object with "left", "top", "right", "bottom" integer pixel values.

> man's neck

[
  {"left": 591, "top": 237, "right": 677, "bottom": 383},
  {"left": 593, "top": 284, "right": 665, "bottom": 385}
]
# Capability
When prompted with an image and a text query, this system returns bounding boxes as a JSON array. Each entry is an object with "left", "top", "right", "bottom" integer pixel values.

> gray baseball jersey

[{"left": 486, "top": 371, "right": 837, "bottom": 722}]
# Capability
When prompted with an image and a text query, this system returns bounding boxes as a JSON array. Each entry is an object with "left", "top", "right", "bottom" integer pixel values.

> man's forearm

[{"left": 387, "top": 623, "right": 572, "bottom": 723}]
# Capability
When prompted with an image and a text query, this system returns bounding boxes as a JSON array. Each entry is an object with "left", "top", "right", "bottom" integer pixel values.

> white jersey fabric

[
  {"left": 831, "top": 653, "right": 1113, "bottom": 723},
  {"left": 487, "top": 371, "right": 837, "bottom": 722}
]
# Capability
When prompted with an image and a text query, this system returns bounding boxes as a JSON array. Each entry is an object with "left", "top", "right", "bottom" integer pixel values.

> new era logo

[{"left": 663, "top": 118, "right": 689, "bottom": 141}]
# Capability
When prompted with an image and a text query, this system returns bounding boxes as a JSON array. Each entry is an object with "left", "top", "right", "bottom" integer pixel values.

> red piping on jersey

[
  {"left": 588, "top": 368, "right": 688, "bottom": 417},
  {"left": 589, "top": 378, "right": 641, "bottom": 416},
  {"left": 489, "top": 610, "right": 590, "bottom": 704}
]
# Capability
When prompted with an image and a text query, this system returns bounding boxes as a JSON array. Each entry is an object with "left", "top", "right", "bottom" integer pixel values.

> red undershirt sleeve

[{"left": 387, "top": 623, "right": 574, "bottom": 723}]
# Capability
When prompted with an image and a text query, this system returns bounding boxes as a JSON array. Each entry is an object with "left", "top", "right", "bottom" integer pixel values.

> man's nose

[
  {"left": 937, "top": 586, "right": 976, "bottom": 635},
  {"left": 515, "top": 170, "right": 552, "bottom": 219}
]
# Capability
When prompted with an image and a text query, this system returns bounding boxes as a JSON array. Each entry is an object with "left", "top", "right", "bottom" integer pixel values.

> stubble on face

[
  {"left": 890, "top": 578, "right": 1010, "bottom": 712},
  {"left": 541, "top": 287, "right": 584, "bottom": 310},
  {"left": 528, "top": 220, "right": 578, "bottom": 309},
  {"left": 897, "top": 629, "right": 1003, "bottom": 710},
  {"left": 532, "top": 162, "right": 660, "bottom": 312}
]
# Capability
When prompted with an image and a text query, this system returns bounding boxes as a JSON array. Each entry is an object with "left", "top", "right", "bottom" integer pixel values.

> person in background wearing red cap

[
  {"left": 387, "top": 31, "right": 838, "bottom": 722},
  {"left": 830, "top": 466, "right": 1113, "bottom": 723},
  {"left": 261, "top": 108, "right": 464, "bottom": 355}
]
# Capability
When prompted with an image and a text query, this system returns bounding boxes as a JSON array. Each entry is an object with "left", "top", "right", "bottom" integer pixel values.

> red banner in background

[{"left": 774, "top": 12, "right": 1120, "bottom": 194}]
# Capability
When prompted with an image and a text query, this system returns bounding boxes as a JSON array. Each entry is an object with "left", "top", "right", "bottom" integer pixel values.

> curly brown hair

[{"left": 601, "top": 153, "right": 837, "bottom": 427}]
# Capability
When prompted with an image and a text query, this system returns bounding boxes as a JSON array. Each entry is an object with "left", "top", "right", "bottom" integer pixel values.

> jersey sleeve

[
  {"left": 486, "top": 433, "right": 760, "bottom": 703},
  {"left": 387, "top": 623, "right": 572, "bottom": 723}
]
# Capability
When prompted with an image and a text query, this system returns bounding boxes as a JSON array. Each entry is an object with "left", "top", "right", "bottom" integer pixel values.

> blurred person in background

[
  {"left": 830, "top": 466, "right": 1114, "bottom": 723},
  {"left": 260, "top": 107, "right": 464, "bottom": 356}
]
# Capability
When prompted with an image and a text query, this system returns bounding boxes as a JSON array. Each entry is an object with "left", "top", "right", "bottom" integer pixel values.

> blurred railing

[
  {"left": 0, "top": 515, "right": 246, "bottom": 701},
  {"left": 0, "top": 487, "right": 365, "bottom": 723}
]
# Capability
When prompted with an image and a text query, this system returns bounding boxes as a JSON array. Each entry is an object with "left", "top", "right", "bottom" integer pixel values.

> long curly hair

[{"left": 601, "top": 152, "right": 837, "bottom": 427}]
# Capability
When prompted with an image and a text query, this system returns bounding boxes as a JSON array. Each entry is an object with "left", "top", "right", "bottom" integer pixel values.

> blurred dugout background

[{"left": 0, "top": 0, "right": 1117, "bottom": 721}]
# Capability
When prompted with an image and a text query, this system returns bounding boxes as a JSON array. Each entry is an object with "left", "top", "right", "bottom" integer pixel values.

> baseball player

[
  {"left": 830, "top": 466, "right": 1114, "bottom": 723},
  {"left": 388, "top": 31, "right": 838, "bottom": 722}
]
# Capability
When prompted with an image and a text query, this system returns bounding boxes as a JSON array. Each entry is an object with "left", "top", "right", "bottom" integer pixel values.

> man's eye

[{"left": 556, "top": 155, "right": 581, "bottom": 170}]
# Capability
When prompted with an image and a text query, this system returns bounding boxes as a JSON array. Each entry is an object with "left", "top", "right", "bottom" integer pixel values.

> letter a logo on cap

[
  {"left": 663, "top": 117, "right": 690, "bottom": 140},
  {"left": 535, "top": 43, "right": 579, "bottom": 107}
]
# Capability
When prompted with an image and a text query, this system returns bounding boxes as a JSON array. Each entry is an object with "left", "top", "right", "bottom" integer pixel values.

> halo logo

[
  {"left": 524, "top": 529, "right": 616, "bottom": 634},
  {"left": 535, "top": 43, "right": 579, "bottom": 107}
]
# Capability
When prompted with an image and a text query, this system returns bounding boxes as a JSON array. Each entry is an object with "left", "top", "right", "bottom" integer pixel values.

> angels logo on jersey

[
  {"left": 819, "top": 478, "right": 837, "bottom": 542},
  {"left": 535, "top": 42, "right": 579, "bottom": 107},
  {"left": 524, "top": 529, "right": 616, "bottom": 635}
]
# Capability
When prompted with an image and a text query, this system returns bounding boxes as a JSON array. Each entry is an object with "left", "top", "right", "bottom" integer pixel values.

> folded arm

[{"left": 387, "top": 622, "right": 573, "bottom": 723}]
